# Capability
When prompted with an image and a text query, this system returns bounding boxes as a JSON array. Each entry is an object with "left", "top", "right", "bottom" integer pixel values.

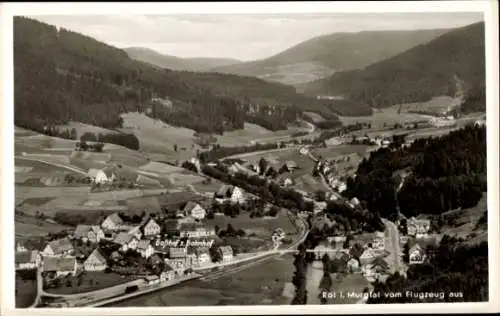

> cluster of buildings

[
  {"left": 314, "top": 231, "right": 391, "bottom": 282},
  {"left": 15, "top": 209, "right": 235, "bottom": 285}
]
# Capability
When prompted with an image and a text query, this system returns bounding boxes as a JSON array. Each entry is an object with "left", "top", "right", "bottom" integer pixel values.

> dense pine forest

[
  {"left": 14, "top": 17, "right": 344, "bottom": 137},
  {"left": 301, "top": 22, "right": 485, "bottom": 113},
  {"left": 343, "top": 124, "right": 486, "bottom": 219},
  {"left": 368, "top": 237, "right": 488, "bottom": 303}
]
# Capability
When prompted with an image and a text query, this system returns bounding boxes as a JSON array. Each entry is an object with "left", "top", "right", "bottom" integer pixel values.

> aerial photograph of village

[{"left": 10, "top": 8, "right": 489, "bottom": 309}]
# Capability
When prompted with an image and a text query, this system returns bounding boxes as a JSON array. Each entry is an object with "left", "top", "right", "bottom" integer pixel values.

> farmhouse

[
  {"left": 409, "top": 243, "right": 426, "bottom": 265},
  {"left": 179, "top": 222, "right": 214, "bottom": 238},
  {"left": 359, "top": 248, "right": 377, "bottom": 266},
  {"left": 160, "top": 265, "right": 176, "bottom": 281},
  {"left": 347, "top": 257, "right": 360, "bottom": 273},
  {"left": 407, "top": 217, "right": 431, "bottom": 238},
  {"left": 42, "top": 237, "right": 75, "bottom": 257},
  {"left": 43, "top": 256, "right": 77, "bottom": 277},
  {"left": 219, "top": 246, "right": 234, "bottom": 263},
  {"left": 16, "top": 242, "right": 28, "bottom": 253},
  {"left": 215, "top": 185, "right": 245, "bottom": 204},
  {"left": 84, "top": 248, "right": 108, "bottom": 271},
  {"left": 196, "top": 247, "right": 211, "bottom": 265},
  {"left": 101, "top": 213, "right": 124, "bottom": 231},
  {"left": 113, "top": 233, "right": 139, "bottom": 252},
  {"left": 167, "top": 247, "right": 188, "bottom": 273},
  {"left": 142, "top": 218, "right": 161, "bottom": 237},
  {"left": 15, "top": 251, "right": 41, "bottom": 270},
  {"left": 137, "top": 240, "right": 155, "bottom": 258},
  {"left": 181, "top": 201, "right": 206, "bottom": 220},
  {"left": 73, "top": 225, "right": 104, "bottom": 243},
  {"left": 145, "top": 275, "right": 160, "bottom": 285},
  {"left": 87, "top": 167, "right": 115, "bottom": 184},
  {"left": 127, "top": 226, "right": 143, "bottom": 240}
]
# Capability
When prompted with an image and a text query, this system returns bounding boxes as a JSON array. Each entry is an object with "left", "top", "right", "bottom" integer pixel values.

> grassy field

[
  {"left": 326, "top": 273, "right": 371, "bottom": 304},
  {"left": 440, "top": 193, "right": 487, "bottom": 240},
  {"left": 45, "top": 272, "right": 137, "bottom": 295},
  {"left": 111, "top": 253, "right": 297, "bottom": 306},
  {"left": 203, "top": 210, "right": 297, "bottom": 239},
  {"left": 125, "top": 196, "right": 162, "bottom": 213},
  {"left": 338, "top": 109, "right": 425, "bottom": 130},
  {"left": 119, "top": 112, "right": 198, "bottom": 162},
  {"left": 15, "top": 272, "right": 38, "bottom": 308},
  {"left": 15, "top": 215, "right": 72, "bottom": 238}
]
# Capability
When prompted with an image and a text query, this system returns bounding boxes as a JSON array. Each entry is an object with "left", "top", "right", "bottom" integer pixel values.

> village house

[
  {"left": 167, "top": 247, "right": 188, "bottom": 274},
  {"left": 101, "top": 213, "right": 124, "bottom": 231},
  {"left": 113, "top": 232, "right": 139, "bottom": 252},
  {"left": 15, "top": 251, "right": 41, "bottom": 270},
  {"left": 160, "top": 264, "right": 176, "bottom": 282},
  {"left": 179, "top": 222, "right": 215, "bottom": 238},
  {"left": 347, "top": 257, "right": 360, "bottom": 273},
  {"left": 409, "top": 243, "right": 426, "bottom": 265},
  {"left": 215, "top": 185, "right": 246, "bottom": 204},
  {"left": 42, "top": 237, "right": 75, "bottom": 257},
  {"left": 83, "top": 248, "right": 108, "bottom": 271},
  {"left": 137, "top": 240, "right": 155, "bottom": 258},
  {"left": 181, "top": 201, "right": 206, "bottom": 220},
  {"left": 407, "top": 217, "right": 431, "bottom": 238},
  {"left": 87, "top": 167, "right": 116, "bottom": 184},
  {"left": 127, "top": 225, "right": 143, "bottom": 240},
  {"left": 196, "top": 247, "right": 211, "bottom": 265},
  {"left": 142, "top": 218, "right": 161, "bottom": 237},
  {"left": 327, "top": 236, "right": 347, "bottom": 249},
  {"left": 359, "top": 248, "right": 377, "bottom": 266},
  {"left": 43, "top": 256, "right": 77, "bottom": 277},
  {"left": 372, "top": 232, "right": 385, "bottom": 251},
  {"left": 16, "top": 242, "right": 28, "bottom": 253},
  {"left": 281, "top": 177, "right": 293, "bottom": 187},
  {"left": 362, "top": 258, "right": 389, "bottom": 281},
  {"left": 281, "top": 161, "right": 298, "bottom": 173},
  {"left": 219, "top": 246, "right": 234, "bottom": 263},
  {"left": 73, "top": 225, "right": 104, "bottom": 243},
  {"left": 186, "top": 246, "right": 199, "bottom": 266},
  {"left": 145, "top": 275, "right": 160, "bottom": 285}
]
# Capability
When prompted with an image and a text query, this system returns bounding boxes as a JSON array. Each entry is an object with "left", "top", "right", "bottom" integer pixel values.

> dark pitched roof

[
  {"left": 47, "top": 237, "right": 74, "bottom": 254},
  {"left": 43, "top": 256, "right": 76, "bottom": 272}
]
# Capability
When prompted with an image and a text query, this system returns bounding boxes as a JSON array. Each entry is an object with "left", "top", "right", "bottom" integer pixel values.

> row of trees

[{"left": 198, "top": 142, "right": 280, "bottom": 163}]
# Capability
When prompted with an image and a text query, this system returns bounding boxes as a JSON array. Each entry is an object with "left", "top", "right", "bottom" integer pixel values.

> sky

[{"left": 32, "top": 12, "right": 483, "bottom": 61}]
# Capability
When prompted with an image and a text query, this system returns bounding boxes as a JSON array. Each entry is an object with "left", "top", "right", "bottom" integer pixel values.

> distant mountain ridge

[
  {"left": 299, "top": 21, "right": 486, "bottom": 113},
  {"left": 209, "top": 28, "right": 451, "bottom": 85},
  {"left": 124, "top": 47, "right": 242, "bottom": 71}
]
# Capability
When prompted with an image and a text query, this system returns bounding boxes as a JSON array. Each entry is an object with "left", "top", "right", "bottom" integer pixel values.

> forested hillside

[
  {"left": 343, "top": 124, "right": 486, "bottom": 220},
  {"left": 124, "top": 47, "right": 241, "bottom": 71},
  {"left": 368, "top": 238, "right": 488, "bottom": 303},
  {"left": 211, "top": 29, "right": 449, "bottom": 84},
  {"left": 14, "top": 17, "right": 341, "bottom": 135},
  {"left": 300, "top": 22, "right": 485, "bottom": 112}
]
